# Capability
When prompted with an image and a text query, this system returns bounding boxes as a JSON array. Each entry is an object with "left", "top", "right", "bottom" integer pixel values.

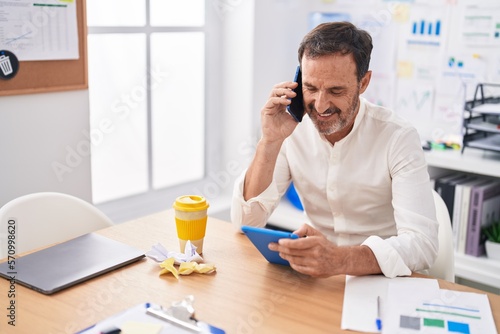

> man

[{"left": 231, "top": 22, "right": 438, "bottom": 278}]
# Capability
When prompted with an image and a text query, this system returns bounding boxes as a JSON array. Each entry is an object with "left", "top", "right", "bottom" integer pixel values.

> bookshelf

[{"left": 425, "top": 149, "right": 500, "bottom": 291}]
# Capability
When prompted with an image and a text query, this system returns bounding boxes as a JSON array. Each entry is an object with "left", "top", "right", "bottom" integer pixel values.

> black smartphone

[{"left": 286, "top": 65, "right": 305, "bottom": 122}]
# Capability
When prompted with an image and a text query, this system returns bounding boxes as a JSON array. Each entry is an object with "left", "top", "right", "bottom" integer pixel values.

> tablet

[{"left": 241, "top": 226, "right": 298, "bottom": 266}]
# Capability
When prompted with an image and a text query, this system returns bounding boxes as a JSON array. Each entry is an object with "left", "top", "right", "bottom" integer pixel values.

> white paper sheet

[
  {"left": 384, "top": 280, "right": 498, "bottom": 334},
  {"left": 343, "top": 275, "right": 497, "bottom": 334},
  {"left": 145, "top": 241, "right": 204, "bottom": 264},
  {"left": 341, "top": 275, "right": 440, "bottom": 333},
  {"left": 460, "top": 3, "right": 500, "bottom": 47},
  {"left": 0, "top": 0, "right": 79, "bottom": 61}
]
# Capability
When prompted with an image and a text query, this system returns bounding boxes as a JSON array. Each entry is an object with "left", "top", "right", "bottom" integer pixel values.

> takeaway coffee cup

[{"left": 173, "top": 195, "right": 209, "bottom": 254}]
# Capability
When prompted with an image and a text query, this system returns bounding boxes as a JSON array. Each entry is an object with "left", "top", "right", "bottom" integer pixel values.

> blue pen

[{"left": 376, "top": 295, "right": 382, "bottom": 331}]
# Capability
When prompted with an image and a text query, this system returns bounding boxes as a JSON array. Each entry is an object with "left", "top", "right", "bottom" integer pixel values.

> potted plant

[{"left": 483, "top": 220, "right": 500, "bottom": 261}]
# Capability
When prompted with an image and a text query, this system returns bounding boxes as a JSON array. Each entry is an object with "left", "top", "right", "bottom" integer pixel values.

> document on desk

[
  {"left": 384, "top": 279, "right": 498, "bottom": 334},
  {"left": 341, "top": 275, "right": 497, "bottom": 334},
  {"left": 341, "top": 275, "right": 438, "bottom": 333}
]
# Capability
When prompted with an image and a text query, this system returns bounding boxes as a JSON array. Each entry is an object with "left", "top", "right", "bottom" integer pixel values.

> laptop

[{"left": 0, "top": 233, "right": 145, "bottom": 295}]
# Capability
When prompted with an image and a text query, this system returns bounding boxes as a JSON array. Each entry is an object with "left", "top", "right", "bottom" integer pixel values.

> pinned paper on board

[
  {"left": 392, "top": 3, "right": 410, "bottom": 23},
  {"left": 308, "top": 12, "right": 352, "bottom": 31},
  {"left": 397, "top": 4, "right": 449, "bottom": 61},
  {"left": 0, "top": 0, "right": 79, "bottom": 61},
  {"left": 460, "top": 4, "right": 500, "bottom": 46},
  {"left": 437, "top": 53, "right": 486, "bottom": 101},
  {"left": 396, "top": 81, "right": 434, "bottom": 121},
  {"left": 397, "top": 61, "right": 414, "bottom": 78},
  {"left": 361, "top": 72, "right": 396, "bottom": 109}
]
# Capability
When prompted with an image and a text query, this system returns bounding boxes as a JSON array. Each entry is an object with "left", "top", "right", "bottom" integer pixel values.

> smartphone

[
  {"left": 241, "top": 225, "right": 299, "bottom": 266},
  {"left": 286, "top": 65, "right": 305, "bottom": 122}
]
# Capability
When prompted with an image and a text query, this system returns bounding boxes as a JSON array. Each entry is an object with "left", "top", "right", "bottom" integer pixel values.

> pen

[{"left": 376, "top": 295, "right": 382, "bottom": 331}]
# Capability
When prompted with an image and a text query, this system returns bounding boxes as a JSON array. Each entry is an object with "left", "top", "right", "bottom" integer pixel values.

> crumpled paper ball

[{"left": 146, "top": 241, "right": 203, "bottom": 264}]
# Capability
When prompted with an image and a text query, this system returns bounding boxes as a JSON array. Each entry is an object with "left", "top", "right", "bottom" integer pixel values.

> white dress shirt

[{"left": 231, "top": 97, "right": 438, "bottom": 278}]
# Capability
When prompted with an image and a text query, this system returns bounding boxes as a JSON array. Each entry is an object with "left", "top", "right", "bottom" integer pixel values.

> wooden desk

[{"left": 1, "top": 210, "right": 499, "bottom": 333}]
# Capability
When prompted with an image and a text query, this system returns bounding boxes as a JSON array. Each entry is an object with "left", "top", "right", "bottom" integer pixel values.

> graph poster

[
  {"left": 394, "top": 4, "right": 454, "bottom": 140},
  {"left": 397, "top": 4, "right": 450, "bottom": 78},
  {"left": 460, "top": 3, "right": 500, "bottom": 47},
  {"left": 0, "top": 0, "right": 79, "bottom": 61},
  {"left": 306, "top": 1, "right": 500, "bottom": 143},
  {"left": 395, "top": 80, "right": 434, "bottom": 121},
  {"left": 404, "top": 12, "right": 445, "bottom": 51}
]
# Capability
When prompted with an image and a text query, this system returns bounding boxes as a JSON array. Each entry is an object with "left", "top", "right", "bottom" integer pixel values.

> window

[{"left": 86, "top": 0, "right": 221, "bottom": 221}]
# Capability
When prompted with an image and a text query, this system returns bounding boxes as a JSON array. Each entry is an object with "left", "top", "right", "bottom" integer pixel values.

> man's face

[{"left": 301, "top": 53, "right": 369, "bottom": 142}]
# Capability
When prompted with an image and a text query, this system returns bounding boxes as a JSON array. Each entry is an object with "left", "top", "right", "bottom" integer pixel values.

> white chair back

[
  {"left": 0, "top": 192, "right": 113, "bottom": 259},
  {"left": 428, "top": 190, "right": 455, "bottom": 282}
]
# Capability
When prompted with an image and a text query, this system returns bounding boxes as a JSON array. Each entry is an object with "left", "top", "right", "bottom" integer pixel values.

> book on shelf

[
  {"left": 465, "top": 181, "right": 500, "bottom": 257},
  {"left": 453, "top": 178, "right": 491, "bottom": 254},
  {"left": 434, "top": 173, "right": 470, "bottom": 219},
  {"left": 452, "top": 177, "right": 479, "bottom": 227}
]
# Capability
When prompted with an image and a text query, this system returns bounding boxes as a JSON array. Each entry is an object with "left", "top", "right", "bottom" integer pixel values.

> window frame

[{"left": 87, "top": 1, "right": 223, "bottom": 222}]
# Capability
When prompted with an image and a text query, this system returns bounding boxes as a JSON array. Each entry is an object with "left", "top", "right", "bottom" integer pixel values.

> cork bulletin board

[{"left": 0, "top": 0, "right": 87, "bottom": 96}]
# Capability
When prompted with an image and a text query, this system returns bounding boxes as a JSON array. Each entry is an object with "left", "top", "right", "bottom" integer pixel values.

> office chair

[
  {"left": 427, "top": 189, "right": 455, "bottom": 282},
  {"left": 0, "top": 192, "right": 113, "bottom": 259}
]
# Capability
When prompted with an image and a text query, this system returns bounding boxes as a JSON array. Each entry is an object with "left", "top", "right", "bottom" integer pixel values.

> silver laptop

[{"left": 0, "top": 233, "right": 144, "bottom": 295}]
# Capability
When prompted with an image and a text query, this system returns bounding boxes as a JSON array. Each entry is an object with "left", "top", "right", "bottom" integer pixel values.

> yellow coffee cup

[{"left": 173, "top": 195, "right": 209, "bottom": 254}]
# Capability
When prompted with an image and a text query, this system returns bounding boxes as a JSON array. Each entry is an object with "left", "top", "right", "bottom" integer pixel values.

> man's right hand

[
  {"left": 260, "top": 81, "right": 301, "bottom": 144},
  {"left": 243, "top": 81, "right": 301, "bottom": 200}
]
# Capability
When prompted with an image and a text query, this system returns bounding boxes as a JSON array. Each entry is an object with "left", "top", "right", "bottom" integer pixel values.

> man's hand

[
  {"left": 243, "top": 81, "right": 301, "bottom": 200},
  {"left": 260, "top": 81, "right": 300, "bottom": 144},
  {"left": 268, "top": 224, "right": 382, "bottom": 277}
]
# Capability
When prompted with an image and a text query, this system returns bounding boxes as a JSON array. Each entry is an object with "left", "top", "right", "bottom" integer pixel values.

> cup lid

[{"left": 173, "top": 195, "right": 209, "bottom": 212}]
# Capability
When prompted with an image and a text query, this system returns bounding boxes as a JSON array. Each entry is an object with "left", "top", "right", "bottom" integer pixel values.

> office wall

[
  {"left": 0, "top": 90, "right": 92, "bottom": 206},
  {"left": 252, "top": 1, "right": 310, "bottom": 132},
  {"left": 216, "top": 0, "right": 256, "bottom": 201},
  {"left": 250, "top": 0, "right": 500, "bottom": 144},
  {"left": 217, "top": 0, "right": 302, "bottom": 203}
]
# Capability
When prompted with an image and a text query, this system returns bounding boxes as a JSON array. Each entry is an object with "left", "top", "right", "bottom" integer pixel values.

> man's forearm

[
  {"left": 343, "top": 245, "right": 382, "bottom": 276},
  {"left": 243, "top": 139, "right": 283, "bottom": 200}
]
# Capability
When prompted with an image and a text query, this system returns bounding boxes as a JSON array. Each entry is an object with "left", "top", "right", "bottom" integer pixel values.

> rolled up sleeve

[
  {"left": 362, "top": 236, "right": 412, "bottom": 277},
  {"left": 230, "top": 169, "right": 282, "bottom": 232}
]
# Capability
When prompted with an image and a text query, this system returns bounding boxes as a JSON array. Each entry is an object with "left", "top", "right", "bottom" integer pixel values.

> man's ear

[{"left": 359, "top": 70, "right": 372, "bottom": 94}]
